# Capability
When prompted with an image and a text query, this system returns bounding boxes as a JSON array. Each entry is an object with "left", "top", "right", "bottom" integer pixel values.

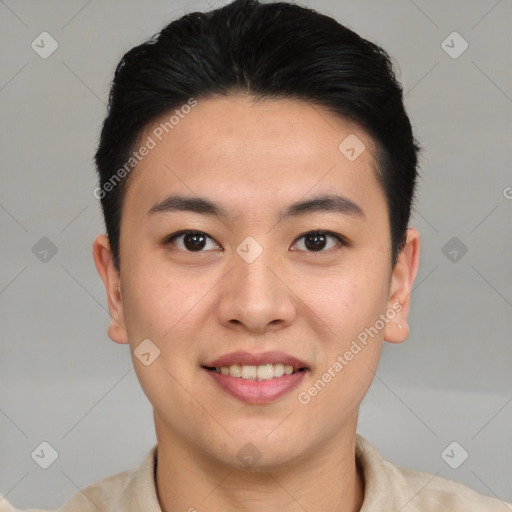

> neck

[{"left": 155, "top": 419, "right": 365, "bottom": 512}]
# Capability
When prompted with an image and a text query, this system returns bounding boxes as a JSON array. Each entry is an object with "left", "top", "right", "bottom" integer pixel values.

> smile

[
  {"left": 208, "top": 363, "right": 304, "bottom": 380},
  {"left": 202, "top": 351, "right": 309, "bottom": 404}
]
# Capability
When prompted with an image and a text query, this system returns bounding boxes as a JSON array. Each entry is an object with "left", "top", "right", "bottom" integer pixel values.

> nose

[{"left": 216, "top": 248, "right": 297, "bottom": 334}]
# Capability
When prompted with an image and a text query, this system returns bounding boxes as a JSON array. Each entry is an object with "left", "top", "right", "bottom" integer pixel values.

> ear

[
  {"left": 383, "top": 227, "right": 420, "bottom": 344},
  {"left": 92, "top": 234, "right": 129, "bottom": 344}
]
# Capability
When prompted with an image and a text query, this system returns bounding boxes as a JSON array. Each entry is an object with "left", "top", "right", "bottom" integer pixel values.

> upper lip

[{"left": 204, "top": 351, "right": 308, "bottom": 369}]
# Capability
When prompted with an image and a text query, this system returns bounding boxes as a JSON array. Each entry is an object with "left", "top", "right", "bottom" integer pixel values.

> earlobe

[
  {"left": 92, "top": 234, "right": 130, "bottom": 345},
  {"left": 384, "top": 320, "right": 410, "bottom": 344},
  {"left": 383, "top": 227, "right": 420, "bottom": 344}
]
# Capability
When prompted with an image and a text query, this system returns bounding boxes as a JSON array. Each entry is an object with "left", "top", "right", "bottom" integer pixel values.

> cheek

[
  {"left": 121, "top": 259, "right": 197, "bottom": 337},
  {"left": 122, "top": 264, "right": 205, "bottom": 407},
  {"left": 300, "top": 271, "right": 386, "bottom": 339},
  {"left": 120, "top": 256, "right": 221, "bottom": 376}
]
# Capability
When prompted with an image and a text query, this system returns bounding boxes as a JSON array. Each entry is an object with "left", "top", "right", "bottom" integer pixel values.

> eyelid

[
  {"left": 163, "top": 229, "right": 350, "bottom": 252},
  {"left": 163, "top": 230, "right": 221, "bottom": 250},
  {"left": 291, "top": 230, "right": 350, "bottom": 251}
]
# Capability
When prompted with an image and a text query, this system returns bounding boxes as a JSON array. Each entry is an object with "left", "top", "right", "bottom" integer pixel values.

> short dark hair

[{"left": 95, "top": 0, "right": 421, "bottom": 271}]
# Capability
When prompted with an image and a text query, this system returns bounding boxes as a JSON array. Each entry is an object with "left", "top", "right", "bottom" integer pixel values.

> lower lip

[{"left": 204, "top": 368, "right": 307, "bottom": 404}]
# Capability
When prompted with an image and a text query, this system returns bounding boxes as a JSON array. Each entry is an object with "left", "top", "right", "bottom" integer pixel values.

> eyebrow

[{"left": 147, "top": 193, "right": 365, "bottom": 221}]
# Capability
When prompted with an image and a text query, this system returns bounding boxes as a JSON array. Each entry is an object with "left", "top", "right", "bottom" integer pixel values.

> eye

[
  {"left": 163, "top": 230, "right": 221, "bottom": 252},
  {"left": 163, "top": 229, "right": 349, "bottom": 253},
  {"left": 291, "top": 230, "right": 348, "bottom": 252}
]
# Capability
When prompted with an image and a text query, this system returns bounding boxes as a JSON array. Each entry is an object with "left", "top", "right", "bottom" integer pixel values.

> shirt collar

[{"left": 355, "top": 433, "right": 397, "bottom": 510}]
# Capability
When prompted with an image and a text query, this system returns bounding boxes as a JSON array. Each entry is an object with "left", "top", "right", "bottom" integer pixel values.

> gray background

[{"left": 1, "top": 0, "right": 511, "bottom": 508}]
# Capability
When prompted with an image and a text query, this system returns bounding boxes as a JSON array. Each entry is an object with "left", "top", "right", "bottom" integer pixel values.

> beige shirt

[{"left": 1, "top": 435, "right": 510, "bottom": 511}]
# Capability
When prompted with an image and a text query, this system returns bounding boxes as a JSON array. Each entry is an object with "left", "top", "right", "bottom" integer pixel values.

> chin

[{"left": 226, "top": 446, "right": 303, "bottom": 473}]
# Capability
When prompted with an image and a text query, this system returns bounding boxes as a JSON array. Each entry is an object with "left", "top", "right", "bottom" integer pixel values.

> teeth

[
  {"left": 214, "top": 363, "right": 300, "bottom": 380},
  {"left": 229, "top": 364, "right": 242, "bottom": 378},
  {"left": 273, "top": 363, "right": 285, "bottom": 377},
  {"left": 241, "top": 365, "right": 257, "bottom": 379},
  {"left": 257, "top": 364, "right": 273, "bottom": 380}
]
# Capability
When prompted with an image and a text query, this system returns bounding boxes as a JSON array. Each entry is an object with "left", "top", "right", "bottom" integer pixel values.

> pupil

[
  {"left": 184, "top": 232, "right": 206, "bottom": 251},
  {"left": 305, "top": 231, "right": 327, "bottom": 251}
]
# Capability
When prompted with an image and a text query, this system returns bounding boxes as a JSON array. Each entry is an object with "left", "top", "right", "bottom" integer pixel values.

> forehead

[{"left": 123, "top": 94, "right": 384, "bottom": 221}]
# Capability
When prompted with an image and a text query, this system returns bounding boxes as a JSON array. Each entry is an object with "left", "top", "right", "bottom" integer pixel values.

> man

[{"left": 2, "top": 0, "right": 509, "bottom": 510}]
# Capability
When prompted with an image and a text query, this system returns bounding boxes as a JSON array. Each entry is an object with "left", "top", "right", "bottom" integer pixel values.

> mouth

[
  {"left": 202, "top": 363, "right": 307, "bottom": 381},
  {"left": 202, "top": 351, "right": 309, "bottom": 404}
]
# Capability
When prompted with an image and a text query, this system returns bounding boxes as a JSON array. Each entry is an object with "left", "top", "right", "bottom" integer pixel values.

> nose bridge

[
  {"left": 236, "top": 248, "right": 276, "bottom": 297},
  {"left": 217, "top": 238, "right": 295, "bottom": 331}
]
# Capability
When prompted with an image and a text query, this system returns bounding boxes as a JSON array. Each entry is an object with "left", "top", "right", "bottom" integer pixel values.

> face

[{"left": 94, "top": 94, "right": 419, "bottom": 470}]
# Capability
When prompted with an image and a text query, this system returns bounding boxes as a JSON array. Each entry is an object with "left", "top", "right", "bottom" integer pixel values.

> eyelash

[{"left": 163, "top": 229, "right": 350, "bottom": 253}]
